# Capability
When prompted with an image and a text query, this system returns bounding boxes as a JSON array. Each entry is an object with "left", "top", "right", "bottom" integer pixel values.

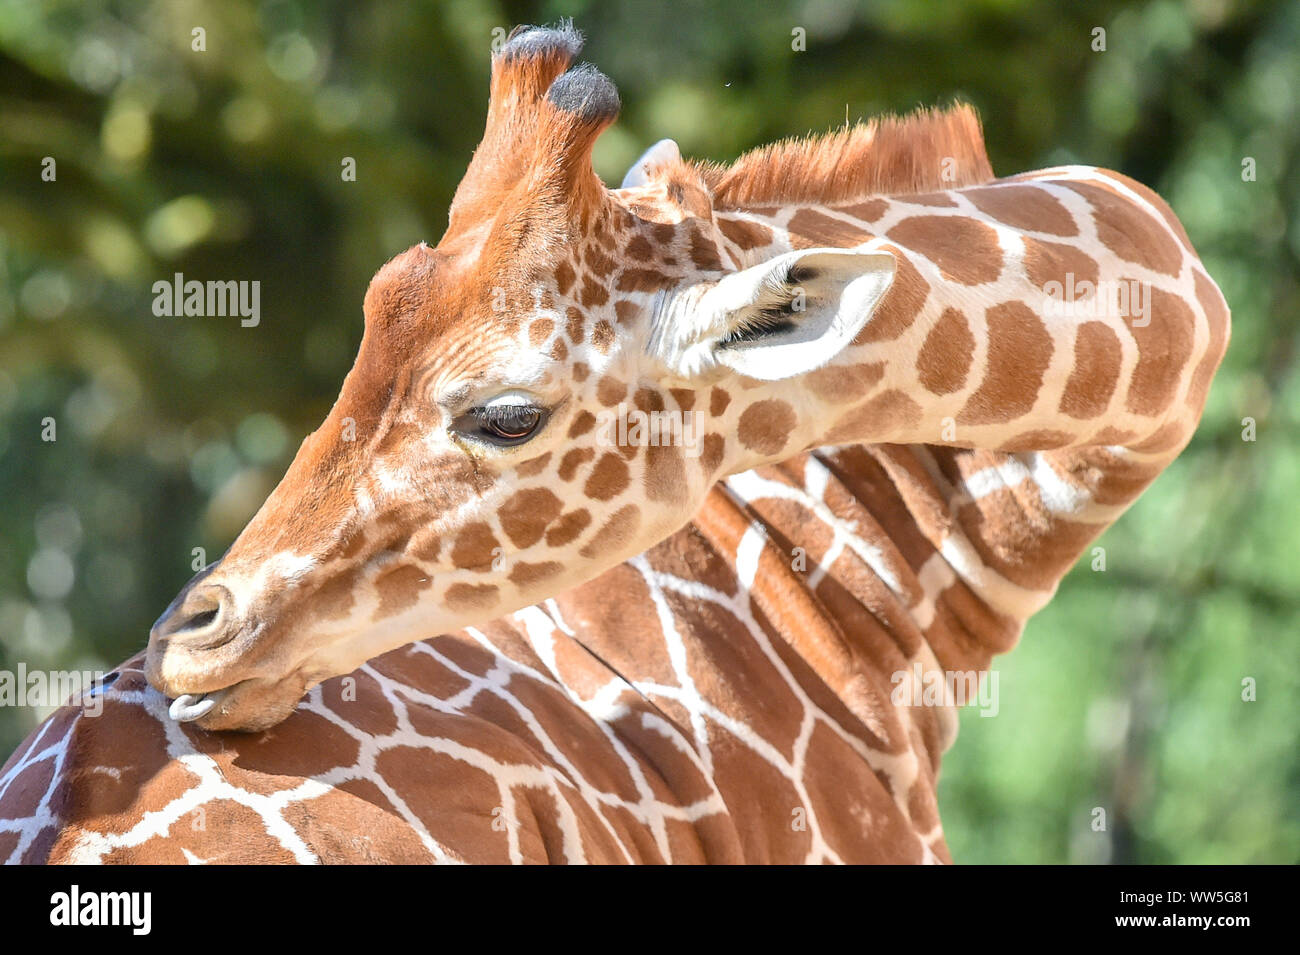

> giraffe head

[{"left": 145, "top": 22, "right": 914, "bottom": 730}]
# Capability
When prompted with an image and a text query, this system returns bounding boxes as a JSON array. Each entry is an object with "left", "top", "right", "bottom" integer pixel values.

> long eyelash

[{"left": 470, "top": 405, "right": 537, "bottom": 425}]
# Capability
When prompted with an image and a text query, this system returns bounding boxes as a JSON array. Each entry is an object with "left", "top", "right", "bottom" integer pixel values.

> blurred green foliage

[{"left": 0, "top": 0, "right": 1296, "bottom": 863}]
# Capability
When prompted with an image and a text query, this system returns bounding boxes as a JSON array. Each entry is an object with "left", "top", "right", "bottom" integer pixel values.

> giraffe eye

[{"left": 454, "top": 402, "right": 548, "bottom": 447}]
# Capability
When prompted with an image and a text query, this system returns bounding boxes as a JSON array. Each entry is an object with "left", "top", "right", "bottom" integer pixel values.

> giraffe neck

[
  {"left": 699, "top": 168, "right": 1207, "bottom": 475},
  {"left": 655, "top": 163, "right": 1227, "bottom": 726}
]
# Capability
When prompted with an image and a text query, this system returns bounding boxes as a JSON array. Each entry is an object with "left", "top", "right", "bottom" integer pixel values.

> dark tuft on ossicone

[
  {"left": 498, "top": 19, "right": 584, "bottom": 62},
  {"left": 547, "top": 63, "right": 621, "bottom": 124}
]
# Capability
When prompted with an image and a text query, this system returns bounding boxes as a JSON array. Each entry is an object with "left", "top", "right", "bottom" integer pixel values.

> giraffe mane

[{"left": 685, "top": 103, "right": 994, "bottom": 209}]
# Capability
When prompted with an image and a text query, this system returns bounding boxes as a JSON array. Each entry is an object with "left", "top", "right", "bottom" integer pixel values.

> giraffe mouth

[{"left": 167, "top": 686, "right": 234, "bottom": 722}]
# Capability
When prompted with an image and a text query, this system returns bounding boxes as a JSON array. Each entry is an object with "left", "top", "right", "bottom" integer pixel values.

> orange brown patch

[
  {"left": 645, "top": 444, "right": 686, "bottom": 503},
  {"left": 824, "top": 389, "right": 923, "bottom": 443},
  {"left": 568, "top": 409, "right": 596, "bottom": 438},
  {"left": 853, "top": 250, "right": 929, "bottom": 344},
  {"left": 596, "top": 375, "right": 626, "bottom": 406},
  {"left": 508, "top": 561, "right": 564, "bottom": 587},
  {"left": 500, "top": 488, "right": 564, "bottom": 547},
  {"left": 585, "top": 243, "right": 616, "bottom": 277},
  {"left": 700, "top": 432, "right": 726, "bottom": 474},
  {"left": 717, "top": 217, "right": 774, "bottom": 250},
  {"left": 840, "top": 198, "right": 888, "bottom": 222},
  {"left": 451, "top": 522, "right": 500, "bottom": 571},
  {"left": 957, "top": 301, "right": 1053, "bottom": 426},
  {"left": 737, "top": 399, "right": 797, "bottom": 456},
  {"left": 887, "top": 215, "right": 1002, "bottom": 286},
  {"left": 617, "top": 269, "right": 673, "bottom": 293},
  {"left": 689, "top": 227, "right": 724, "bottom": 270},
  {"left": 443, "top": 583, "right": 499, "bottom": 613},
  {"left": 584, "top": 453, "right": 631, "bottom": 501},
  {"left": 964, "top": 184, "right": 1077, "bottom": 236},
  {"left": 528, "top": 318, "right": 554, "bottom": 346},
  {"left": 806, "top": 362, "right": 885, "bottom": 403},
  {"left": 580, "top": 277, "right": 609, "bottom": 308},
  {"left": 565, "top": 306, "right": 585, "bottom": 344},
  {"left": 999, "top": 429, "right": 1075, "bottom": 451},
  {"left": 578, "top": 504, "right": 641, "bottom": 558},
  {"left": 374, "top": 564, "right": 431, "bottom": 618},
  {"left": 545, "top": 509, "right": 591, "bottom": 546},
  {"left": 554, "top": 261, "right": 576, "bottom": 296},
  {"left": 591, "top": 320, "right": 615, "bottom": 354},
  {"left": 1060, "top": 321, "right": 1121, "bottom": 419},
  {"left": 1125, "top": 286, "right": 1195, "bottom": 417},
  {"left": 903, "top": 191, "right": 958, "bottom": 208},
  {"left": 1023, "top": 237, "right": 1100, "bottom": 291},
  {"left": 916, "top": 308, "right": 975, "bottom": 395},
  {"left": 624, "top": 234, "right": 654, "bottom": 260},
  {"left": 558, "top": 447, "right": 595, "bottom": 481},
  {"left": 515, "top": 451, "right": 552, "bottom": 477},
  {"left": 1062, "top": 181, "right": 1182, "bottom": 276},
  {"left": 787, "top": 209, "right": 874, "bottom": 249}
]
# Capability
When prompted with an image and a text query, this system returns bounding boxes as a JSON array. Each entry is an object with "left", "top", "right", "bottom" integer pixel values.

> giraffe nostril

[
  {"left": 152, "top": 582, "right": 236, "bottom": 648},
  {"left": 178, "top": 608, "right": 219, "bottom": 632}
]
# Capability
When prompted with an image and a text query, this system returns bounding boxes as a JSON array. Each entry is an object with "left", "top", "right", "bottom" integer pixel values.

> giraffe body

[{"left": 0, "top": 23, "right": 1228, "bottom": 864}]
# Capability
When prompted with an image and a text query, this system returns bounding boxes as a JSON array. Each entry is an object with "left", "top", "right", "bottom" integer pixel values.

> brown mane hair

[{"left": 687, "top": 103, "right": 994, "bottom": 209}]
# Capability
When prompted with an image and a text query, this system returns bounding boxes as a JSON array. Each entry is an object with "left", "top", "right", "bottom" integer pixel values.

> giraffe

[{"left": 0, "top": 22, "right": 1229, "bottom": 864}]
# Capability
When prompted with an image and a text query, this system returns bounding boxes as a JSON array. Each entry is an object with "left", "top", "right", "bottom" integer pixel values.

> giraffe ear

[
  {"left": 689, "top": 248, "right": 896, "bottom": 381},
  {"left": 621, "top": 139, "right": 682, "bottom": 188}
]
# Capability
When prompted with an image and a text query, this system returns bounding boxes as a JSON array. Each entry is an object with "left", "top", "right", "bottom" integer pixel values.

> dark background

[{"left": 0, "top": 0, "right": 1296, "bottom": 862}]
